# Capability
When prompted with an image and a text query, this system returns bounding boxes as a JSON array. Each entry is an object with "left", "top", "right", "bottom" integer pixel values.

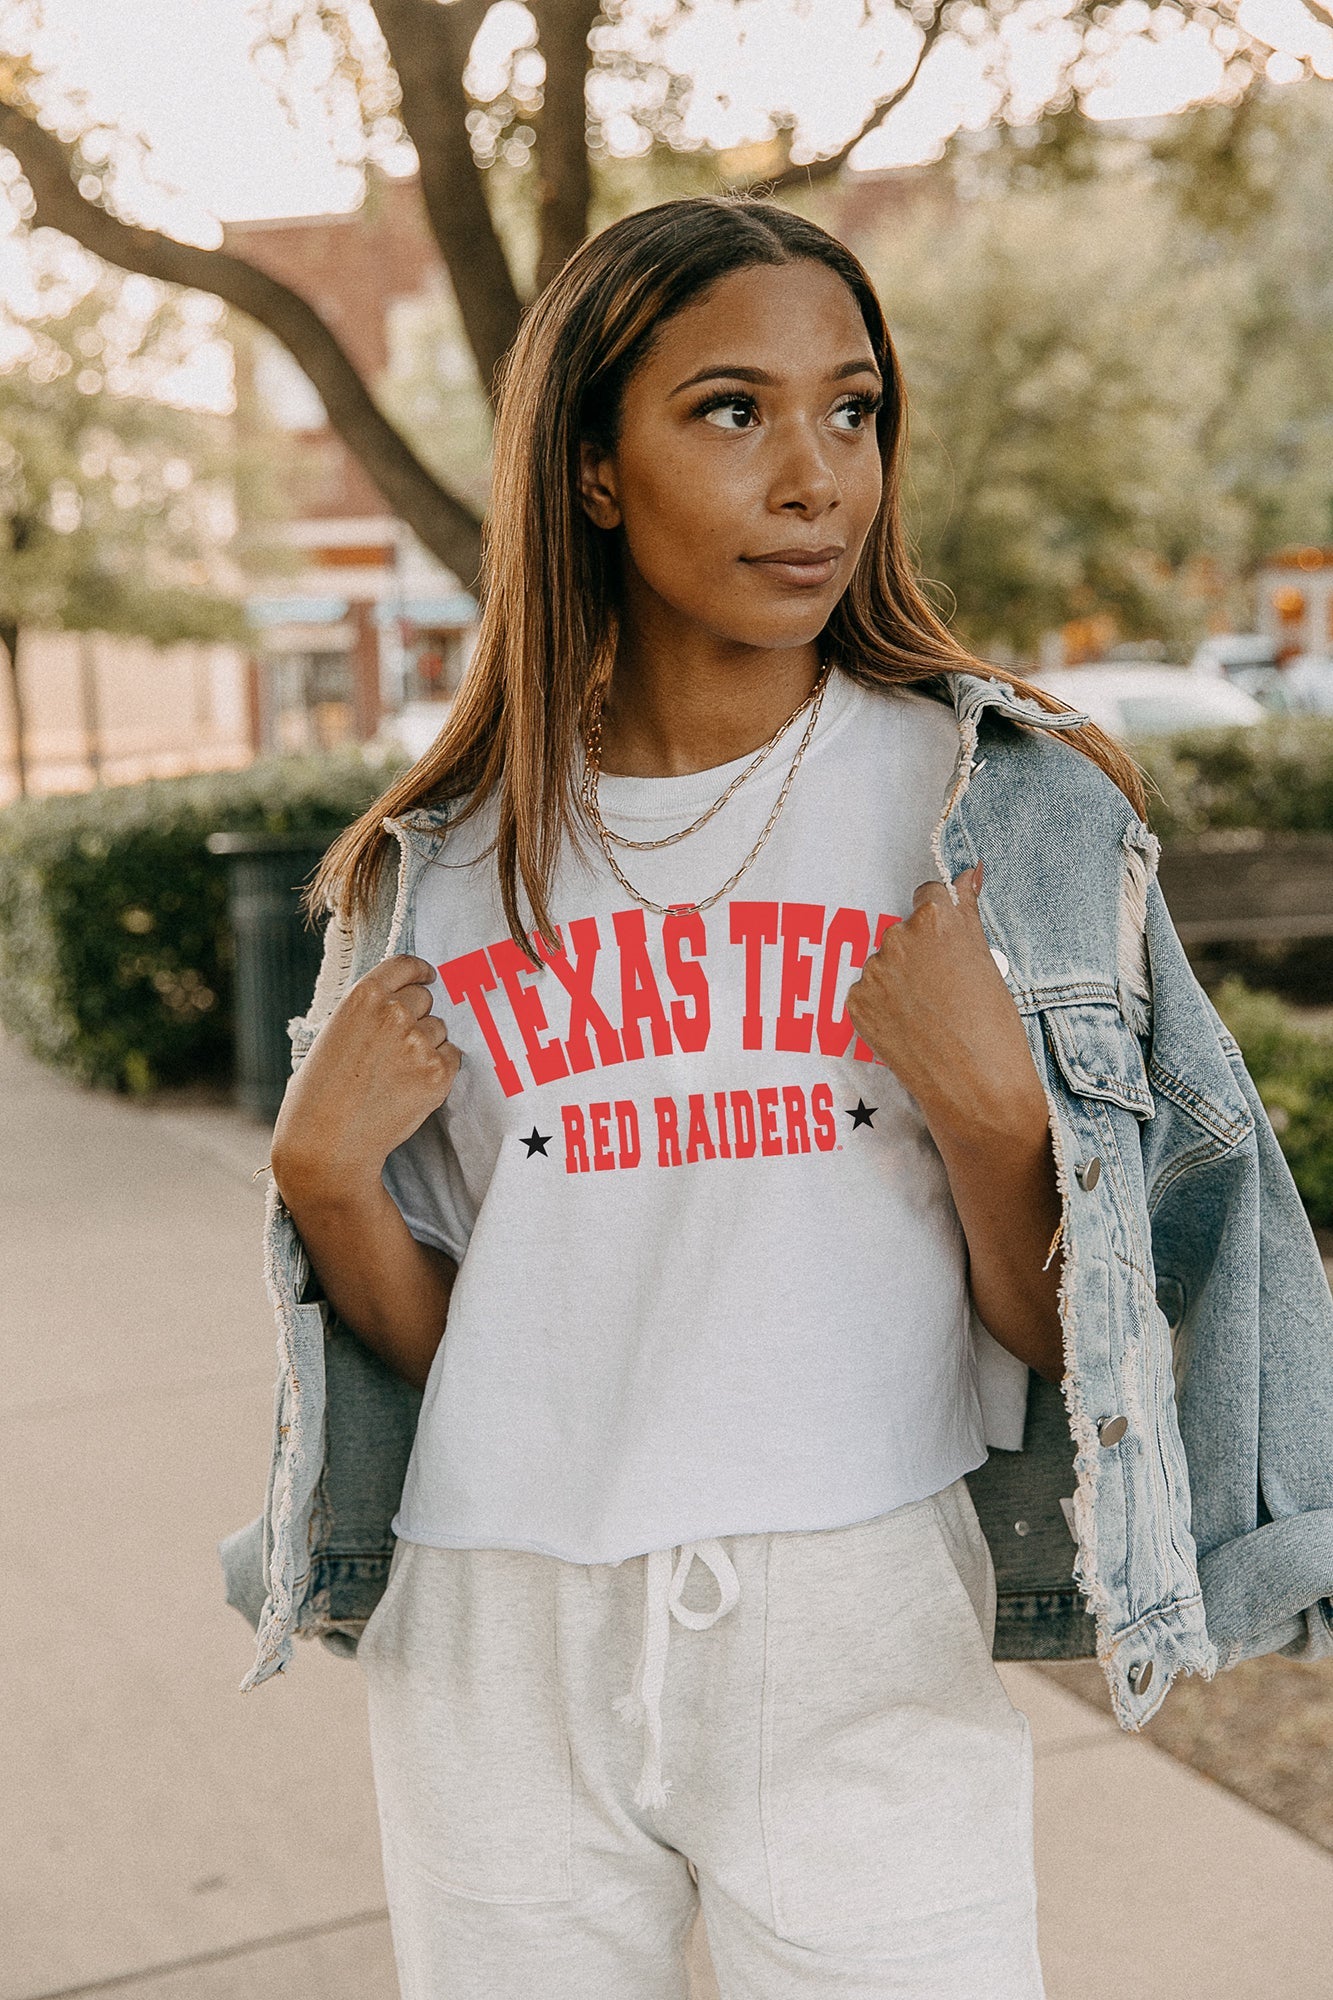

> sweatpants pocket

[
  {"left": 362, "top": 1542, "right": 574, "bottom": 1904},
  {"left": 357, "top": 1536, "right": 410, "bottom": 1664},
  {"left": 760, "top": 1486, "right": 1034, "bottom": 1954}
]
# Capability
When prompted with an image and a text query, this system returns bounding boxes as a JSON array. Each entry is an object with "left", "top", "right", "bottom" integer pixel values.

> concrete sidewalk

[{"left": 4, "top": 1029, "right": 1333, "bottom": 2000}]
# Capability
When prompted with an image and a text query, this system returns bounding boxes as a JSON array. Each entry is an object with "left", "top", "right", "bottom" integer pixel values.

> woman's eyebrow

[{"left": 668, "top": 360, "right": 882, "bottom": 397}]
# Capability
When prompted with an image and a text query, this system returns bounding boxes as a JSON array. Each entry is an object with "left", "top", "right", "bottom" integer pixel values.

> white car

[
  {"left": 1279, "top": 653, "right": 1333, "bottom": 715},
  {"left": 1029, "top": 665, "right": 1267, "bottom": 741},
  {"left": 1189, "top": 633, "right": 1283, "bottom": 680}
]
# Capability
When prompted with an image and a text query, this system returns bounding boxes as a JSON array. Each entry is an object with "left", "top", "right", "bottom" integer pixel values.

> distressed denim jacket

[{"left": 219, "top": 669, "right": 1333, "bottom": 1730}]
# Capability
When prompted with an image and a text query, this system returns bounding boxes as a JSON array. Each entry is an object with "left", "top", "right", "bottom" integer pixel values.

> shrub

[
  {"left": 1134, "top": 716, "right": 1333, "bottom": 840},
  {"left": 1210, "top": 976, "right": 1333, "bottom": 1229},
  {"left": 0, "top": 751, "right": 403, "bottom": 1093}
]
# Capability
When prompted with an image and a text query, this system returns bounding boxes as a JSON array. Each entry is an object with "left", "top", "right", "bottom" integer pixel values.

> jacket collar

[
  {"left": 947, "top": 669, "right": 1091, "bottom": 733},
  {"left": 384, "top": 813, "right": 450, "bottom": 866}
]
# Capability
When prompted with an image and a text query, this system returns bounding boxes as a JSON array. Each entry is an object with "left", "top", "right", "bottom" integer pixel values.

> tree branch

[
  {"left": 0, "top": 98, "right": 483, "bottom": 584},
  {"left": 529, "top": 0, "right": 600, "bottom": 294},
  {"left": 0, "top": 622, "right": 25, "bottom": 799},
  {"left": 739, "top": 5, "right": 950, "bottom": 198},
  {"left": 368, "top": 0, "right": 525, "bottom": 402}
]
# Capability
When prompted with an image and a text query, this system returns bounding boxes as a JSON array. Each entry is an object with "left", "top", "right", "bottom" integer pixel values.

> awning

[
  {"left": 247, "top": 596, "right": 350, "bottom": 626},
  {"left": 373, "top": 594, "right": 477, "bottom": 629}
]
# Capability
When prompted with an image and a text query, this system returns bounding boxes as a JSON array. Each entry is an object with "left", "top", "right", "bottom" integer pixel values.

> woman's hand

[
  {"left": 847, "top": 859, "right": 1067, "bottom": 1383},
  {"left": 271, "top": 954, "right": 461, "bottom": 1205},
  {"left": 845, "top": 860, "right": 1045, "bottom": 1145},
  {"left": 267, "top": 954, "right": 463, "bottom": 1391}
]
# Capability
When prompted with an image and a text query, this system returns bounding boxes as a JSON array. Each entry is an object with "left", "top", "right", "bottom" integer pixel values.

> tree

[
  {"left": 0, "top": 0, "right": 1321, "bottom": 596},
  {"left": 842, "top": 82, "right": 1333, "bottom": 652},
  {"left": 0, "top": 266, "right": 265, "bottom": 793}
]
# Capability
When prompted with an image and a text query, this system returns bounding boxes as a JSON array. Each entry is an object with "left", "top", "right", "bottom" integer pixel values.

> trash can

[{"left": 206, "top": 830, "right": 333, "bottom": 1122}]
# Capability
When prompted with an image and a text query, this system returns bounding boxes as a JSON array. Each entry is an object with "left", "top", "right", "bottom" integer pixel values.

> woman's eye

[
  {"left": 699, "top": 393, "right": 758, "bottom": 430},
  {"left": 833, "top": 394, "right": 881, "bottom": 431},
  {"left": 694, "top": 390, "right": 881, "bottom": 433}
]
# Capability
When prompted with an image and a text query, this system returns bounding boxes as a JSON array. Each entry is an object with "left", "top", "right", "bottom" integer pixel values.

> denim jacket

[{"left": 219, "top": 669, "right": 1333, "bottom": 1730}]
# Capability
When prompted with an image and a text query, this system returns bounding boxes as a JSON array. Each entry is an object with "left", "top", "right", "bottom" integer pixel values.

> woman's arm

[
  {"left": 271, "top": 952, "right": 463, "bottom": 1393},
  {"left": 847, "top": 858, "right": 1066, "bottom": 1385}
]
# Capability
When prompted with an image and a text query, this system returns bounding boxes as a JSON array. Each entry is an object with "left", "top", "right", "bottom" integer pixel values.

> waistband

[{"left": 614, "top": 1539, "right": 741, "bottom": 1810}]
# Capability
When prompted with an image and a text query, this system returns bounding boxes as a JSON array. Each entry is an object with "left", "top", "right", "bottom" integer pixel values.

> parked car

[
  {"left": 1224, "top": 664, "right": 1301, "bottom": 714},
  {"left": 1189, "top": 633, "right": 1283, "bottom": 681},
  {"left": 1103, "top": 640, "right": 1173, "bottom": 664},
  {"left": 1201, "top": 654, "right": 1333, "bottom": 717},
  {"left": 1029, "top": 664, "right": 1267, "bottom": 740},
  {"left": 1279, "top": 653, "right": 1333, "bottom": 716}
]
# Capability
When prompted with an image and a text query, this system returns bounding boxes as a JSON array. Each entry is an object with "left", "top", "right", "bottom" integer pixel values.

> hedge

[
  {"left": 5, "top": 710, "right": 1333, "bottom": 1101},
  {"left": 1133, "top": 715, "right": 1333, "bottom": 841},
  {"left": 1210, "top": 976, "right": 1333, "bottom": 1230},
  {"left": 0, "top": 751, "right": 403, "bottom": 1093}
]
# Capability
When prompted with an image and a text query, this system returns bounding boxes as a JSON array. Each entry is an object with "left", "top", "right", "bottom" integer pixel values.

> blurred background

[{"left": 2, "top": 2, "right": 1333, "bottom": 1996}]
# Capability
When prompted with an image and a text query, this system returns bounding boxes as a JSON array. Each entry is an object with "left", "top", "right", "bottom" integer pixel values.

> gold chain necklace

[
  {"left": 580, "top": 661, "right": 833, "bottom": 918},
  {"left": 581, "top": 661, "right": 833, "bottom": 853}
]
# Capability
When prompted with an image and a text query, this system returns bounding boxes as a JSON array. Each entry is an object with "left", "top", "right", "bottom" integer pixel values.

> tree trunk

[
  {"left": 369, "top": 0, "right": 525, "bottom": 403},
  {"left": 1, "top": 621, "right": 26, "bottom": 800},
  {"left": 531, "top": 0, "right": 600, "bottom": 295},
  {"left": 78, "top": 632, "right": 102, "bottom": 786}
]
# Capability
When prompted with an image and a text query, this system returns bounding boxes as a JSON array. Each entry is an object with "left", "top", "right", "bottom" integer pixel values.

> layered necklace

[{"left": 580, "top": 659, "right": 834, "bottom": 918}]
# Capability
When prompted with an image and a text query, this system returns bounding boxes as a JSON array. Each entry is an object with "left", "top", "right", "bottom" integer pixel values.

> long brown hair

[{"left": 309, "top": 193, "right": 1147, "bottom": 958}]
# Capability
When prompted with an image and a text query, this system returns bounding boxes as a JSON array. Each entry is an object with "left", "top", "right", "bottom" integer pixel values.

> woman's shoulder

[
  {"left": 988, "top": 703, "right": 1142, "bottom": 819},
  {"left": 836, "top": 666, "right": 1141, "bottom": 814},
  {"left": 835, "top": 665, "right": 959, "bottom": 744}
]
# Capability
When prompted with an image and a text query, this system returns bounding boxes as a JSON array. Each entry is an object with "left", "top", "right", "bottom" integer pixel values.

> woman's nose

[{"left": 770, "top": 426, "right": 840, "bottom": 513}]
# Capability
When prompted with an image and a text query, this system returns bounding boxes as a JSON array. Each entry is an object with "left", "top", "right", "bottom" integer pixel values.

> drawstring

[{"left": 614, "top": 1539, "right": 741, "bottom": 1810}]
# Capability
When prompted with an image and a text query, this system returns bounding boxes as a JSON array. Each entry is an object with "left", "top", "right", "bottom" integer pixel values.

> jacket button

[
  {"left": 1014, "top": 1520, "right": 1031, "bottom": 1537},
  {"left": 1128, "top": 1659, "right": 1154, "bottom": 1695},
  {"left": 990, "top": 946, "right": 1010, "bottom": 978},
  {"left": 1098, "top": 1415, "right": 1129, "bottom": 1446},
  {"left": 1075, "top": 1156, "right": 1102, "bottom": 1190}
]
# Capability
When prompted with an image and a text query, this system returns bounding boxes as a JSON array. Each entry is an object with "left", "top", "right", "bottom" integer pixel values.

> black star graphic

[
  {"left": 521, "top": 1127, "right": 552, "bottom": 1157},
  {"left": 845, "top": 1098, "right": 878, "bottom": 1131}
]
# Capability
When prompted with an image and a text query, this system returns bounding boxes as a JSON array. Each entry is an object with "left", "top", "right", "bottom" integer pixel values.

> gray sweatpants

[{"left": 358, "top": 1475, "right": 1045, "bottom": 1999}]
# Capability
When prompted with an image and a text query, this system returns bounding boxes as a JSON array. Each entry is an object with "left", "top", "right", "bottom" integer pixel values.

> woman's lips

[{"left": 742, "top": 553, "right": 841, "bottom": 586}]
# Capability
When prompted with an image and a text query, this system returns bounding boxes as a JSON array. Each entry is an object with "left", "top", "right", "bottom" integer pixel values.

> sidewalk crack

[{"left": 18, "top": 1907, "right": 390, "bottom": 2000}]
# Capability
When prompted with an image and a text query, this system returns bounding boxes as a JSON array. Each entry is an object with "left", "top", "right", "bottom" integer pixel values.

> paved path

[{"left": 4, "top": 1030, "right": 1333, "bottom": 1999}]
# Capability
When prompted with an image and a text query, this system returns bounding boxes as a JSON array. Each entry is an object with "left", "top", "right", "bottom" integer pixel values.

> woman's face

[{"left": 579, "top": 259, "right": 886, "bottom": 658}]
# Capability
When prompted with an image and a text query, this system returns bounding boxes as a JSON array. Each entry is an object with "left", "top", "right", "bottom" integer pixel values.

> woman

[{"left": 244, "top": 195, "right": 1332, "bottom": 1999}]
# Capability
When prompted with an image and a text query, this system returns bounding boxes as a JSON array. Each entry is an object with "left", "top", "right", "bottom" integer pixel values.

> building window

[
  {"left": 266, "top": 651, "right": 356, "bottom": 753},
  {"left": 402, "top": 625, "right": 467, "bottom": 703}
]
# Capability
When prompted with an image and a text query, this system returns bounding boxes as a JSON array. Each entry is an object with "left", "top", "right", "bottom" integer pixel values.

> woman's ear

[{"left": 578, "top": 438, "right": 622, "bottom": 531}]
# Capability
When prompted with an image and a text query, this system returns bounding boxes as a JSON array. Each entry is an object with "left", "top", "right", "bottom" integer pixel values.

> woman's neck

[{"left": 594, "top": 643, "right": 825, "bottom": 779}]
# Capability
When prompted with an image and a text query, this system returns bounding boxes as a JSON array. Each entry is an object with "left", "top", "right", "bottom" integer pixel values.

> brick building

[{"left": 226, "top": 171, "right": 478, "bottom": 763}]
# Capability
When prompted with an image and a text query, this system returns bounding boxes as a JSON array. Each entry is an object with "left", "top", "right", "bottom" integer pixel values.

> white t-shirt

[{"left": 382, "top": 667, "right": 991, "bottom": 1564}]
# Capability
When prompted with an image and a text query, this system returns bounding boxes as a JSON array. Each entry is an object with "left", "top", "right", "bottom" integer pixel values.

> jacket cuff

[{"left": 1198, "top": 1510, "right": 1333, "bottom": 1670}]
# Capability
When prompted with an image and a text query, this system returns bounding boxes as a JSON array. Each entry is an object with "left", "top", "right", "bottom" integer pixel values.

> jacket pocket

[
  {"left": 1038, "top": 999, "right": 1155, "bottom": 1122},
  {"left": 1036, "top": 998, "right": 1155, "bottom": 1280}
]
